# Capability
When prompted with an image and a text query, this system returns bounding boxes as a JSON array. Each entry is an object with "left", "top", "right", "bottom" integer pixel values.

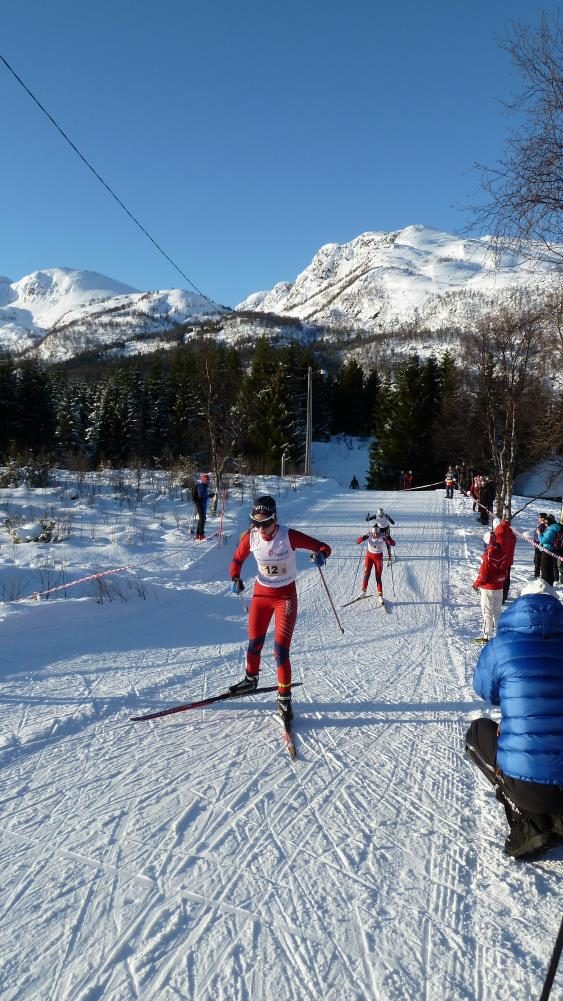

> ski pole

[
  {"left": 352, "top": 542, "right": 365, "bottom": 595},
  {"left": 218, "top": 486, "right": 226, "bottom": 548},
  {"left": 539, "top": 912, "right": 563, "bottom": 1001},
  {"left": 317, "top": 565, "right": 345, "bottom": 634},
  {"left": 388, "top": 555, "right": 396, "bottom": 596}
]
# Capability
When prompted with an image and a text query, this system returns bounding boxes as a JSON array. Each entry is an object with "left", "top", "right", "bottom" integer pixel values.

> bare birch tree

[
  {"left": 471, "top": 10, "right": 563, "bottom": 263},
  {"left": 463, "top": 307, "right": 552, "bottom": 519}
]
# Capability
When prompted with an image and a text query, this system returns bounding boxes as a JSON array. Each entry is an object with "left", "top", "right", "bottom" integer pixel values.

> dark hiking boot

[
  {"left": 505, "top": 819, "right": 555, "bottom": 860},
  {"left": 551, "top": 816, "right": 563, "bottom": 843},
  {"left": 229, "top": 672, "right": 259, "bottom": 695},
  {"left": 278, "top": 693, "right": 293, "bottom": 724}
]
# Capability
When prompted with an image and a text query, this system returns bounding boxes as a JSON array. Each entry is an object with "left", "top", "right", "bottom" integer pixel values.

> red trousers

[
  {"left": 363, "top": 552, "right": 383, "bottom": 593},
  {"left": 247, "top": 581, "right": 298, "bottom": 693}
]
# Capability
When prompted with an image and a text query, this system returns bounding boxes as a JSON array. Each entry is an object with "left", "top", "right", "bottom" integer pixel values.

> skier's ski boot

[
  {"left": 278, "top": 693, "right": 293, "bottom": 724},
  {"left": 228, "top": 671, "right": 259, "bottom": 695},
  {"left": 377, "top": 591, "right": 384, "bottom": 605}
]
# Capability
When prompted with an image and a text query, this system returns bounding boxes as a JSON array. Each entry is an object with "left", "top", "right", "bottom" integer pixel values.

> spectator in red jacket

[
  {"left": 493, "top": 517, "right": 517, "bottom": 603},
  {"left": 473, "top": 531, "right": 510, "bottom": 642}
]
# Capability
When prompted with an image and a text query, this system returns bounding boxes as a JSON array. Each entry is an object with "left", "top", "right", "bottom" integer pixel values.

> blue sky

[{"left": 1, "top": 0, "right": 554, "bottom": 306}]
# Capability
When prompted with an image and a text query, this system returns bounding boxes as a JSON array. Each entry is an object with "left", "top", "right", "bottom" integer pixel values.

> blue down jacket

[{"left": 473, "top": 594, "right": 563, "bottom": 784}]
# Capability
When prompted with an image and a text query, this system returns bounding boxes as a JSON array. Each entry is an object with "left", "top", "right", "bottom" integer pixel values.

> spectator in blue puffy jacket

[
  {"left": 540, "top": 514, "right": 562, "bottom": 586},
  {"left": 465, "top": 578, "right": 563, "bottom": 859}
]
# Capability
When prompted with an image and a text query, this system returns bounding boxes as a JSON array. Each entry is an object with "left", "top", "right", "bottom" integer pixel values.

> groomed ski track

[{"left": 1, "top": 481, "right": 561, "bottom": 1001}]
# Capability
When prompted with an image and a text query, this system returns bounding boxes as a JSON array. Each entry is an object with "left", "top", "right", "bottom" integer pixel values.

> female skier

[
  {"left": 356, "top": 524, "right": 395, "bottom": 604},
  {"left": 366, "top": 507, "right": 396, "bottom": 561},
  {"left": 229, "top": 495, "right": 331, "bottom": 722}
]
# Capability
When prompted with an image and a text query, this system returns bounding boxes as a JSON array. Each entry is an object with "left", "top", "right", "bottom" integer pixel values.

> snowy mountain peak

[
  {"left": 0, "top": 267, "right": 218, "bottom": 359},
  {"left": 237, "top": 224, "right": 561, "bottom": 332}
]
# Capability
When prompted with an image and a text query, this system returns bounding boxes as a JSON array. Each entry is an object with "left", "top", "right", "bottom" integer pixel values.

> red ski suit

[
  {"left": 357, "top": 533, "right": 395, "bottom": 594},
  {"left": 230, "top": 527, "right": 331, "bottom": 694}
]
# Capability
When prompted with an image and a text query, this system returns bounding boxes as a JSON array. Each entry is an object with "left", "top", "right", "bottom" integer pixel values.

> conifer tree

[
  {"left": 0, "top": 356, "right": 16, "bottom": 459},
  {"left": 14, "top": 359, "right": 55, "bottom": 453}
]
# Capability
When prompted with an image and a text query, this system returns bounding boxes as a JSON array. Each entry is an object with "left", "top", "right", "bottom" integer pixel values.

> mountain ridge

[{"left": 1, "top": 226, "right": 560, "bottom": 363}]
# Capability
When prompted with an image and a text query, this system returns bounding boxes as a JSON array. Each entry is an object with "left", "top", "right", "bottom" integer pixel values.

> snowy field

[{"left": 0, "top": 468, "right": 562, "bottom": 1001}]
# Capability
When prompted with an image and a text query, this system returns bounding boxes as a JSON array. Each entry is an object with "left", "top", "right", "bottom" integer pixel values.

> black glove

[{"left": 231, "top": 577, "right": 245, "bottom": 594}]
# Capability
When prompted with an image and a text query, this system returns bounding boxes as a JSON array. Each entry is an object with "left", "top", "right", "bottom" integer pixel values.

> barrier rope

[
  {"left": 0, "top": 538, "right": 220, "bottom": 606},
  {"left": 454, "top": 481, "right": 563, "bottom": 565}
]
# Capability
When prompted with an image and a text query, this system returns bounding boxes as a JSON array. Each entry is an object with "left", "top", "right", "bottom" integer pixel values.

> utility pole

[{"left": 304, "top": 366, "right": 312, "bottom": 477}]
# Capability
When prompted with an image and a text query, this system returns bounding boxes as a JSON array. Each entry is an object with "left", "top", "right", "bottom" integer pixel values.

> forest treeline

[{"left": 0, "top": 307, "right": 561, "bottom": 503}]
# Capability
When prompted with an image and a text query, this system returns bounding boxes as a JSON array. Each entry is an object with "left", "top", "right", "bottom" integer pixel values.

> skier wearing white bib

[
  {"left": 356, "top": 524, "right": 395, "bottom": 601},
  {"left": 229, "top": 496, "right": 331, "bottom": 722},
  {"left": 366, "top": 507, "right": 396, "bottom": 561}
]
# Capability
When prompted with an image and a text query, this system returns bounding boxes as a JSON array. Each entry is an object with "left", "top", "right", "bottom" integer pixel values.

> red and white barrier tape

[
  {"left": 403, "top": 479, "right": 447, "bottom": 491},
  {"left": 0, "top": 535, "right": 223, "bottom": 606}
]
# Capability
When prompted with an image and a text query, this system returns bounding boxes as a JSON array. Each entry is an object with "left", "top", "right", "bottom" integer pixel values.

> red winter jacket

[
  {"left": 494, "top": 520, "right": 516, "bottom": 567},
  {"left": 473, "top": 541, "right": 509, "bottom": 590}
]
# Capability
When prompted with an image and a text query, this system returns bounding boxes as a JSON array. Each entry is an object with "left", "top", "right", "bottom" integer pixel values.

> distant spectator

[
  {"left": 540, "top": 514, "right": 562, "bottom": 586},
  {"left": 403, "top": 471, "right": 414, "bottom": 490},
  {"left": 349, "top": 475, "right": 359, "bottom": 490},
  {"left": 399, "top": 470, "right": 405, "bottom": 490},
  {"left": 478, "top": 477, "right": 495, "bottom": 525},
  {"left": 466, "top": 578, "right": 563, "bottom": 859},
  {"left": 469, "top": 474, "right": 481, "bottom": 512},
  {"left": 445, "top": 466, "right": 455, "bottom": 499},
  {"left": 533, "top": 513, "right": 549, "bottom": 578},
  {"left": 194, "top": 474, "right": 215, "bottom": 540}
]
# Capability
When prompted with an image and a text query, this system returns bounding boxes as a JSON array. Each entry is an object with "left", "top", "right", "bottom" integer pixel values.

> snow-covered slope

[
  {"left": 237, "top": 225, "right": 561, "bottom": 333},
  {"left": 1, "top": 469, "right": 562, "bottom": 1000},
  {"left": 0, "top": 268, "right": 220, "bottom": 358}
]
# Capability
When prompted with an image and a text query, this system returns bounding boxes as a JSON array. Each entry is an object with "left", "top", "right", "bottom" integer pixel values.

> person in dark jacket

[
  {"left": 465, "top": 578, "right": 563, "bottom": 859},
  {"left": 478, "top": 476, "right": 495, "bottom": 525},
  {"left": 194, "top": 474, "right": 214, "bottom": 540},
  {"left": 349, "top": 475, "right": 359, "bottom": 490},
  {"left": 533, "top": 513, "right": 549, "bottom": 578},
  {"left": 540, "top": 514, "right": 562, "bottom": 586}
]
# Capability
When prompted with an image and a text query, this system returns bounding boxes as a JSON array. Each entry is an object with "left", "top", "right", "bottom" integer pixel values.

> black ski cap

[{"left": 251, "top": 495, "right": 277, "bottom": 517}]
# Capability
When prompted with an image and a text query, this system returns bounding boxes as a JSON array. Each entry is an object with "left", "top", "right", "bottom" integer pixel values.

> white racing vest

[
  {"left": 366, "top": 532, "right": 386, "bottom": 555},
  {"left": 250, "top": 524, "right": 297, "bottom": 588},
  {"left": 375, "top": 515, "right": 390, "bottom": 533}
]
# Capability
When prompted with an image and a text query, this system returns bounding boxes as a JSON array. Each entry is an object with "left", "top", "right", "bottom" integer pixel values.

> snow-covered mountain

[
  {"left": 0, "top": 268, "right": 219, "bottom": 360},
  {"left": 2, "top": 226, "right": 560, "bottom": 364},
  {"left": 237, "top": 224, "right": 561, "bottom": 333}
]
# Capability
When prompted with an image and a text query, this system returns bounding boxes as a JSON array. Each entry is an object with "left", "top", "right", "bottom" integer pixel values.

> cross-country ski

[{"left": 131, "top": 682, "right": 304, "bottom": 721}]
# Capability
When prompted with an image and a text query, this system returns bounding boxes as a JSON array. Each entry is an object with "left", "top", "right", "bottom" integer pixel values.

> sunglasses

[{"left": 250, "top": 515, "right": 276, "bottom": 529}]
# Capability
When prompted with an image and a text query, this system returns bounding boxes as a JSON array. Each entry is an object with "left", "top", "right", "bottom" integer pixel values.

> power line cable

[{"left": 0, "top": 51, "right": 229, "bottom": 314}]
